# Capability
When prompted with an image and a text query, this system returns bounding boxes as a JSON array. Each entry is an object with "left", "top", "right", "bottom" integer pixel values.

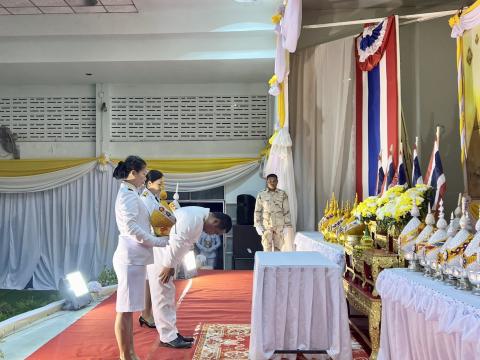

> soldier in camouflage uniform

[{"left": 254, "top": 174, "right": 292, "bottom": 251}]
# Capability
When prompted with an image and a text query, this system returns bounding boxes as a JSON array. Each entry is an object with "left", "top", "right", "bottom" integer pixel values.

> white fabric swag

[
  {"left": 163, "top": 160, "right": 260, "bottom": 192},
  {"left": 451, "top": 6, "right": 480, "bottom": 38},
  {"left": 0, "top": 160, "right": 260, "bottom": 194},
  {"left": 0, "top": 161, "right": 98, "bottom": 193},
  {"left": 0, "top": 160, "right": 260, "bottom": 289}
]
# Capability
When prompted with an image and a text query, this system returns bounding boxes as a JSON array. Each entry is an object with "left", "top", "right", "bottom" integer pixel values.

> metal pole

[{"left": 303, "top": 10, "right": 458, "bottom": 29}]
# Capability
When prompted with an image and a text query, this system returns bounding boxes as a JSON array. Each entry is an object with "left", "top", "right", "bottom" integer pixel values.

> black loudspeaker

[
  {"left": 232, "top": 224, "right": 262, "bottom": 270},
  {"left": 236, "top": 194, "right": 256, "bottom": 225},
  {"left": 233, "top": 258, "right": 255, "bottom": 270}
]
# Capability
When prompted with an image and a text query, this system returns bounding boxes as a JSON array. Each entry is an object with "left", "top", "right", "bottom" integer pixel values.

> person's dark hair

[
  {"left": 113, "top": 155, "right": 147, "bottom": 180},
  {"left": 266, "top": 173, "right": 278, "bottom": 180},
  {"left": 211, "top": 212, "right": 232, "bottom": 233},
  {"left": 145, "top": 169, "right": 164, "bottom": 185}
]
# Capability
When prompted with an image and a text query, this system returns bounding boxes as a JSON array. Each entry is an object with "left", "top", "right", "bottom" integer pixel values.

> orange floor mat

[{"left": 27, "top": 270, "right": 368, "bottom": 360}]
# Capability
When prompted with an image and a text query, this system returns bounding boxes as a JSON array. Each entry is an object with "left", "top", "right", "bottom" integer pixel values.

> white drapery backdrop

[
  {"left": 0, "top": 164, "right": 119, "bottom": 290},
  {"left": 0, "top": 160, "right": 260, "bottom": 289},
  {"left": 289, "top": 37, "right": 356, "bottom": 231}
]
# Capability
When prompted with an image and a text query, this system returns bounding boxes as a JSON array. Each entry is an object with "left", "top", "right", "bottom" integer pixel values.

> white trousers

[{"left": 147, "top": 250, "right": 178, "bottom": 343}]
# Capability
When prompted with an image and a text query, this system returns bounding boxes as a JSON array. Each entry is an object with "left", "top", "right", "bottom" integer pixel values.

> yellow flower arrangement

[
  {"left": 354, "top": 184, "right": 433, "bottom": 229},
  {"left": 377, "top": 185, "right": 406, "bottom": 206},
  {"left": 353, "top": 196, "right": 379, "bottom": 221},
  {"left": 375, "top": 184, "right": 433, "bottom": 229}
]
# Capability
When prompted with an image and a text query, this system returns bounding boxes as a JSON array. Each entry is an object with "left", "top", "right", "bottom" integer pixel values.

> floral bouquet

[
  {"left": 353, "top": 196, "right": 379, "bottom": 222},
  {"left": 376, "top": 184, "right": 433, "bottom": 234}
]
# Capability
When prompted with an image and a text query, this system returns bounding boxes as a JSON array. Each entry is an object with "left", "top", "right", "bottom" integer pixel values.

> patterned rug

[{"left": 192, "top": 323, "right": 369, "bottom": 360}]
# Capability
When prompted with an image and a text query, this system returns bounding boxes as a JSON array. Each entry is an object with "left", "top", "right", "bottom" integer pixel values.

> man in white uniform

[{"left": 147, "top": 206, "right": 232, "bottom": 348}]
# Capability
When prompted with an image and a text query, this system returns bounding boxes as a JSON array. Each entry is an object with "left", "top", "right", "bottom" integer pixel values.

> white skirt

[{"left": 113, "top": 255, "right": 146, "bottom": 313}]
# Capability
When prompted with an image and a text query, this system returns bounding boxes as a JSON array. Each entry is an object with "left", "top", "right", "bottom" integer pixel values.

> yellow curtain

[
  {"left": 449, "top": 0, "right": 480, "bottom": 163},
  {"left": 134, "top": 158, "right": 259, "bottom": 173},
  {"left": 0, "top": 157, "right": 259, "bottom": 177},
  {"left": 0, "top": 158, "right": 96, "bottom": 177}
]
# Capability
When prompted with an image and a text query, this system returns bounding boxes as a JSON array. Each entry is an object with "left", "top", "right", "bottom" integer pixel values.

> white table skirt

[
  {"left": 294, "top": 231, "right": 346, "bottom": 271},
  {"left": 376, "top": 268, "right": 480, "bottom": 360},
  {"left": 249, "top": 251, "right": 352, "bottom": 360}
]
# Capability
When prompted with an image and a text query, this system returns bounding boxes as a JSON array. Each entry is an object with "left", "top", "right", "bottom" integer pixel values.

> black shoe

[
  {"left": 138, "top": 316, "right": 156, "bottom": 328},
  {"left": 161, "top": 337, "right": 192, "bottom": 349},
  {"left": 177, "top": 332, "right": 194, "bottom": 342}
]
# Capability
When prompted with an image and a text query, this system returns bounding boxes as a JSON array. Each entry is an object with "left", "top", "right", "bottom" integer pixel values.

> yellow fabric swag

[
  {"left": 0, "top": 157, "right": 260, "bottom": 177},
  {"left": 0, "top": 158, "right": 96, "bottom": 177}
]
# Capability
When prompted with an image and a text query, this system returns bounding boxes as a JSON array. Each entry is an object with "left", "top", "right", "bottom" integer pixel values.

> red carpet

[{"left": 28, "top": 270, "right": 368, "bottom": 360}]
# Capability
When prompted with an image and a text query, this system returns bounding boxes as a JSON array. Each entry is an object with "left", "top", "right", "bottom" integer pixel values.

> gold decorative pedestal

[
  {"left": 321, "top": 217, "right": 405, "bottom": 359},
  {"left": 374, "top": 233, "right": 388, "bottom": 251},
  {"left": 362, "top": 249, "right": 400, "bottom": 296},
  {"left": 343, "top": 232, "right": 402, "bottom": 360},
  {"left": 343, "top": 278, "right": 381, "bottom": 360}
]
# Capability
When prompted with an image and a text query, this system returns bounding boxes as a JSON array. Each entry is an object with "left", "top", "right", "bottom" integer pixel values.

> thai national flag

[
  {"left": 383, "top": 146, "right": 396, "bottom": 191},
  {"left": 355, "top": 16, "right": 400, "bottom": 199},
  {"left": 396, "top": 143, "right": 407, "bottom": 186},
  {"left": 424, "top": 130, "right": 446, "bottom": 210},
  {"left": 376, "top": 153, "right": 385, "bottom": 195},
  {"left": 412, "top": 137, "right": 423, "bottom": 185}
]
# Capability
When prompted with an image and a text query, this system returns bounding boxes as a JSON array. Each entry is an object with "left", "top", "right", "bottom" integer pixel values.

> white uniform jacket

[
  {"left": 114, "top": 181, "right": 168, "bottom": 266},
  {"left": 140, "top": 188, "right": 160, "bottom": 215},
  {"left": 159, "top": 206, "right": 209, "bottom": 268}
]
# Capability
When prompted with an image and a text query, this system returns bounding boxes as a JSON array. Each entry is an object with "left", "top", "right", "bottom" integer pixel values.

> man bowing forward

[{"left": 147, "top": 206, "right": 232, "bottom": 348}]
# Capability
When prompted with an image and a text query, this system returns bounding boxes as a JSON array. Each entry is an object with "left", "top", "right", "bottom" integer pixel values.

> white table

[
  {"left": 249, "top": 251, "right": 352, "bottom": 360},
  {"left": 376, "top": 268, "right": 480, "bottom": 360},
  {"left": 294, "top": 231, "right": 346, "bottom": 271}
]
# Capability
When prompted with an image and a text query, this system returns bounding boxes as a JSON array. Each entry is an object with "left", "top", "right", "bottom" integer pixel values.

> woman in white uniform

[
  {"left": 138, "top": 170, "right": 164, "bottom": 328},
  {"left": 112, "top": 156, "right": 169, "bottom": 360}
]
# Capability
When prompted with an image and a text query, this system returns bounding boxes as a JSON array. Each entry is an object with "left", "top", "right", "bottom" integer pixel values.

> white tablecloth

[
  {"left": 249, "top": 251, "right": 352, "bottom": 360},
  {"left": 294, "top": 231, "right": 346, "bottom": 271},
  {"left": 376, "top": 268, "right": 480, "bottom": 360}
]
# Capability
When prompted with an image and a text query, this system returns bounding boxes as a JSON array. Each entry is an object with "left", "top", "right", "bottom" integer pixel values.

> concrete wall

[
  {"left": 0, "top": 82, "right": 271, "bottom": 206},
  {"left": 400, "top": 18, "right": 462, "bottom": 212}
]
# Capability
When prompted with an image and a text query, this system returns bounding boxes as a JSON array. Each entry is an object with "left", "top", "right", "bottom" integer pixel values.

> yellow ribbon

[
  {"left": 0, "top": 158, "right": 96, "bottom": 177},
  {"left": 464, "top": 253, "right": 477, "bottom": 267},
  {"left": 445, "top": 234, "right": 474, "bottom": 262},
  {"left": 268, "top": 74, "right": 278, "bottom": 86},
  {"left": 278, "top": 82, "right": 286, "bottom": 128},
  {"left": 399, "top": 226, "right": 421, "bottom": 246},
  {"left": 272, "top": 13, "right": 282, "bottom": 24}
]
